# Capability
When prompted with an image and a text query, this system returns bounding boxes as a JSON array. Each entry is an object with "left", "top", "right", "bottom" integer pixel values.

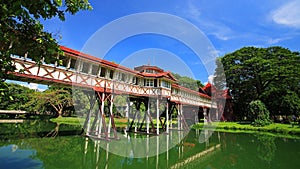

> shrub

[{"left": 248, "top": 100, "right": 272, "bottom": 126}]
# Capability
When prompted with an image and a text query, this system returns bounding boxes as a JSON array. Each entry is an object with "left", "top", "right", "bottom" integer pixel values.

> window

[
  {"left": 121, "top": 73, "right": 126, "bottom": 81},
  {"left": 145, "top": 79, "right": 154, "bottom": 87},
  {"left": 81, "top": 62, "right": 90, "bottom": 74},
  {"left": 135, "top": 78, "right": 140, "bottom": 85},
  {"left": 172, "top": 88, "right": 178, "bottom": 94},
  {"left": 91, "top": 64, "right": 99, "bottom": 75},
  {"left": 109, "top": 70, "right": 114, "bottom": 79},
  {"left": 161, "top": 80, "right": 171, "bottom": 88},
  {"left": 145, "top": 69, "right": 154, "bottom": 73},
  {"left": 59, "top": 55, "right": 69, "bottom": 68},
  {"left": 69, "top": 59, "right": 76, "bottom": 70},
  {"left": 132, "top": 76, "right": 137, "bottom": 84},
  {"left": 100, "top": 67, "right": 106, "bottom": 77}
]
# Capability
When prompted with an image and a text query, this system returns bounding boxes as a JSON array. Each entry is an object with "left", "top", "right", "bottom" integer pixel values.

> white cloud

[
  {"left": 21, "top": 83, "right": 47, "bottom": 92},
  {"left": 187, "top": 0, "right": 201, "bottom": 22},
  {"left": 203, "top": 75, "right": 215, "bottom": 85},
  {"left": 271, "top": 1, "right": 300, "bottom": 28},
  {"left": 184, "top": 0, "right": 233, "bottom": 41},
  {"left": 28, "top": 83, "right": 39, "bottom": 90},
  {"left": 266, "top": 37, "right": 290, "bottom": 45},
  {"left": 208, "top": 75, "right": 215, "bottom": 83}
]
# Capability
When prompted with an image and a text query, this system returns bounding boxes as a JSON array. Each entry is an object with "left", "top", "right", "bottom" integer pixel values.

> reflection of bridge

[
  {"left": 83, "top": 129, "right": 221, "bottom": 169},
  {"left": 0, "top": 110, "right": 29, "bottom": 118},
  {"left": 10, "top": 46, "right": 216, "bottom": 140}
]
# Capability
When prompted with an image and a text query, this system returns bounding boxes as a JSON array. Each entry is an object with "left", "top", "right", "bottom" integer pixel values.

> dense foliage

[
  {"left": 26, "top": 86, "right": 74, "bottom": 117},
  {"left": 172, "top": 73, "right": 204, "bottom": 91},
  {"left": 0, "top": 0, "right": 92, "bottom": 101},
  {"left": 215, "top": 46, "right": 300, "bottom": 121},
  {"left": 0, "top": 82, "right": 129, "bottom": 118},
  {"left": 0, "top": 83, "right": 75, "bottom": 117},
  {"left": 0, "top": 83, "right": 35, "bottom": 110},
  {"left": 248, "top": 100, "right": 271, "bottom": 126}
]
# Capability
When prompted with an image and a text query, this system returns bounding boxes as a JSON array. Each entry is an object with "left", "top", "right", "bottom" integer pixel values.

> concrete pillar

[
  {"left": 146, "top": 100, "right": 150, "bottom": 134},
  {"left": 166, "top": 101, "right": 169, "bottom": 134},
  {"left": 203, "top": 108, "right": 207, "bottom": 124},
  {"left": 156, "top": 98, "right": 160, "bottom": 135},
  {"left": 108, "top": 94, "right": 114, "bottom": 135}
]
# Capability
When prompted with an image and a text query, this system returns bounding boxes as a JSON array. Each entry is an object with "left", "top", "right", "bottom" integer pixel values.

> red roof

[
  {"left": 201, "top": 83, "right": 231, "bottom": 99},
  {"left": 134, "top": 65, "right": 164, "bottom": 73},
  {"left": 172, "top": 83, "right": 211, "bottom": 99},
  {"left": 60, "top": 46, "right": 178, "bottom": 82},
  {"left": 139, "top": 71, "right": 177, "bottom": 82},
  {"left": 60, "top": 46, "right": 140, "bottom": 76}
]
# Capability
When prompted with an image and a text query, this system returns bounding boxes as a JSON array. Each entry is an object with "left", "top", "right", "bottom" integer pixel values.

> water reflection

[
  {"left": 1, "top": 121, "right": 300, "bottom": 169},
  {"left": 82, "top": 129, "right": 220, "bottom": 169},
  {"left": 255, "top": 134, "right": 277, "bottom": 164}
]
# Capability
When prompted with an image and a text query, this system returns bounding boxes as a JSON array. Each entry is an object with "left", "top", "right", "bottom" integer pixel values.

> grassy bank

[
  {"left": 192, "top": 122, "right": 300, "bottom": 138},
  {"left": 51, "top": 117, "right": 300, "bottom": 138},
  {"left": 50, "top": 117, "right": 83, "bottom": 125}
]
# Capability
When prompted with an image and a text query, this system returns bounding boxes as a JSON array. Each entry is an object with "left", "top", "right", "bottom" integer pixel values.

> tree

[
  {"left": 213, "top": 58, "right": 226, "bottom": 90},
  {"left": 0, "top": 82, "right": 35, "bottom": 110},
  {"left": 172, "top": 73, "right": 204, "bottom": 91},
  {"left": 0, "top": 0, "right": 92, "bottom": 99},
  {"left": 248, "top": 100, "right": 271, "bottom": 126},
  {"left": 27, "top": 86, "right": 73, "bottom": 117},
  {"left": 215, "top": 46, "right": 300, "bottom": 119}
]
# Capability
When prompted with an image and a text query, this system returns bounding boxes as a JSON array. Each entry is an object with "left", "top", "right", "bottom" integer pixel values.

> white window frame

[
  {"left": 145, "top": 79, "right": 154, "bottom": 87},
  {"left": 161, "top": 80, "right": 171, "bottom": 88}
]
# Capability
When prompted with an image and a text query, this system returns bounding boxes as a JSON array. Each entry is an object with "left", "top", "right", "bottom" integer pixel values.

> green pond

[{"left": 0, "top": 120, "right": 299, "bottom": 169}]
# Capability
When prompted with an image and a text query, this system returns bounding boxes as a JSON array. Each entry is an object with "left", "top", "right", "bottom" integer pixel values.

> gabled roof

[
  {"left": 134, "top": 65, "right": 164, "bottom": 73},
  {"left": 201, "top": 82, "right": 232, "bottom": 99},
  {"left": 139, "top": 71, "right": 177, "bottom": 82},
  {"left": 172, "top": 83, "right": 211, "bottom": 99}
]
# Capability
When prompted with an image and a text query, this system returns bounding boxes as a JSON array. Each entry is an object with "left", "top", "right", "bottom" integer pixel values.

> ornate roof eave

[{"left": 138, "top": 71, "right": 178, "bottom": 82}]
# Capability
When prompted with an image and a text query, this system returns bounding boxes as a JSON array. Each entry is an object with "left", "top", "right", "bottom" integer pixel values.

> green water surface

[{"left": 0, "top": 120, "right": 299, "bottom": 169}]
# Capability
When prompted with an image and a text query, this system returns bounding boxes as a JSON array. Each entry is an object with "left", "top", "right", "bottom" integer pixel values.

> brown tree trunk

[{"left": 57, "top": 109, "right": 63, "bottom": 117}]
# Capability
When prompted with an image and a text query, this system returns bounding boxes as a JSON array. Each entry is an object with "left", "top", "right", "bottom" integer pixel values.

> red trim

[
  {"left": 60, "top": 46, "right": 141, "bottom": 76},
  {"left": 61, "top": 46, "right": 180, "bottom": 81},
  {"left": 139, "top": 71, "right": 177, "bottom": 82},
  {"left": 172, "top": 83, "right": 211, "bottom": 99}
]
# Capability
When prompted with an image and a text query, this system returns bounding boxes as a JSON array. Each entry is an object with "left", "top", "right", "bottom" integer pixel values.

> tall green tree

[
  {"left": 0, "top": 0, "right": 92, "bottom": 100},
  {"left": 215, "top": 46, "right": 300, "bottom": 119}
]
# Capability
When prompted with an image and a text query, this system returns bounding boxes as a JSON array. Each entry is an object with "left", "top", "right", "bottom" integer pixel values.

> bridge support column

[
  {"left": 84, "top": 91, "right": 96, "bottom": 136},
  {"left": 146, "top": 99, "right": 150, "bottom": 134},
  {"left": 156, "top": 97, "right": 160, "bottom": 135},
  {"left": 166, "top": 100, "right": 169, "bottom": 134},
  {"left": 125, "top": 97, "right": 131, "bottom": 131},
  {"left": 194, "top": 109, "right": 199, "bottom": 124},
  {"left": 203, "top": 107, "right": 212, "bottom": 124},
  {"left": 85, "top": 91, "right": 118, "bottom": 141},
  {"left": 177, "top": 104, "right": 181, "bottom": 130},
  {"left": 176, "top": 104, "right": 189, "bottom": 131}
]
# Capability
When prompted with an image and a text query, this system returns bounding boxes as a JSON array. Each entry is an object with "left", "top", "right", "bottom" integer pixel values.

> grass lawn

[
  {"left": 192, "top": 121, "right": 300, "bottom": 138},
  {"left": 50, "top": 116, "right": 131, "bottom": 127},
  {"left": 51, "top": 117, "right": 300, "bottom": 138}
]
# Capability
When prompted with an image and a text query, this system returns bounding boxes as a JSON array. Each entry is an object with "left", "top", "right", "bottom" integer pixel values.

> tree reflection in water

[{"left": 255, "top": 134, "right": 277, "bottom": 164}]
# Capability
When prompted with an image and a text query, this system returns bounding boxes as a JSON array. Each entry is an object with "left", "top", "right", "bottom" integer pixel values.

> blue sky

[{"left": 15, "top": 0, "right": 300, "bottom": 90}]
